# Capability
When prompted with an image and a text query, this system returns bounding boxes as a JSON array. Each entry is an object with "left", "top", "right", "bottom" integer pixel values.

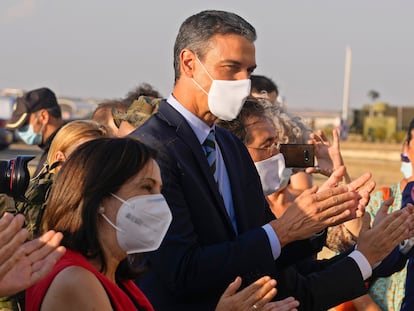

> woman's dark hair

[
  {"left": 250, "top": 75, "right": 279, "bottom": 96},
  {"left": 42, "top": 137, "right": 157, "bottom": 279}
]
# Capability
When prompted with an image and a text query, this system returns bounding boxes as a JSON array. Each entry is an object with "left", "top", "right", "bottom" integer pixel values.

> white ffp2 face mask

[
  {"left": 254, "top": 153, "right": 292, "bottom": 195},
  {"left": 100, "top": 193, "right": 172, "bottom": 254},
  {"left": 192, "top": 57, "right": 251, "bottom": 121},
  {"left": 401, "top": 162, "right": 413, "bottom": 179}
]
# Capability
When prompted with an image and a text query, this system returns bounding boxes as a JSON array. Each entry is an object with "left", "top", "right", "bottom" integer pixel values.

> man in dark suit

[{"left": 131, "top": 10, "right": 413, "bottom": 311}]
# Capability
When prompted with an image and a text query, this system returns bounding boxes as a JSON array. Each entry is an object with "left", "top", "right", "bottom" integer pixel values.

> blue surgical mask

[{"left": 17, "top": 124, "right": 43, "bottom": 145}]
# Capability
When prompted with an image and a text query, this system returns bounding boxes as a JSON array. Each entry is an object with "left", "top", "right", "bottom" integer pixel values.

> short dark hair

[
  {"left": 43, "top": 137, "right": 157, "bottom": 280},
  {"left": 45, "top": 106, "right": 62, "bottom": 120},
  {"left": 217, "top": 97, "right": 269, "bottom": 144},
  {"left": 173, "top": 10, "right": 257, "bottom": 82},
  {"left": 250, "top": 75, "right": 278, "bottom": 96}
]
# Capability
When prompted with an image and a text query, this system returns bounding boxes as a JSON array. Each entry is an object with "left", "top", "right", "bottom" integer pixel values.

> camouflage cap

[{"left": 112, "top": 96, "right": 161, "bottom": 128}]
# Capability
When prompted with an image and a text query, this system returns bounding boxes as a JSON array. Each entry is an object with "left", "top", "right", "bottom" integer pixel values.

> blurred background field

[{"left": 313, "top": 135, "right": 402, "bottom": 189}]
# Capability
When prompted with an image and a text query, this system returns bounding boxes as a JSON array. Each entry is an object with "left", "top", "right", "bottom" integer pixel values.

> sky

[{"left": 1, "top": 0, "right": 414, "bottom": 112}]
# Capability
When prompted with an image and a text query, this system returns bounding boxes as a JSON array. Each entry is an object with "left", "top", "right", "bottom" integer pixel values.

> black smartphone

[{"left": 279, "top": 144, "right": 315, "bottom": 168}]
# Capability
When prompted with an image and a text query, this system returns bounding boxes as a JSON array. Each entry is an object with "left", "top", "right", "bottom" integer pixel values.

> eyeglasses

[
  {"left": 247, "top": 142, "right": 280, "bottom": 156},
  {"left": 401, "top": 153, "right": 410, "bottom": 163}
]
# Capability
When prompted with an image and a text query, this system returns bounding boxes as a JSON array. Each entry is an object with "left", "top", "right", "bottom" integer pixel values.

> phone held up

[{"left": 279, "top": 144, "right": 315, "bottom": 168}]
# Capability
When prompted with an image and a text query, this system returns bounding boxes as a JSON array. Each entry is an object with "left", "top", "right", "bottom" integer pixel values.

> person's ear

[
  {"left": 54, "top": 151, "right": 66, "bottom": 163},
  {"left": 38, "top": 109, "right": 50, "bottom": 125},
  {"left": 180, "top": 49, "right": 197, "bottom": 78}
]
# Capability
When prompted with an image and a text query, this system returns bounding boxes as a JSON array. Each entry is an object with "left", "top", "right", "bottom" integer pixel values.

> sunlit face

[
  {"left": 245, "top": 116, "right": 279, "bottom": 162},
  {"left": 114, "top": 159, "right": 162, "bottom": 202},
  {"left": 27, "top": 110, "right": 46, "bottom": 134},
  {"left": 192, "top": 34, "right": 256, "bottom": 117},
  {"left": 404, "top": 129, "right": 414, "bottom": 164}
]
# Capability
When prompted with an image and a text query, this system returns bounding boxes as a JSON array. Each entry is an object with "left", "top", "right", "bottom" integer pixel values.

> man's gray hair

[{"left": 173, "top": 10, "right": 257, "bottom": 82}]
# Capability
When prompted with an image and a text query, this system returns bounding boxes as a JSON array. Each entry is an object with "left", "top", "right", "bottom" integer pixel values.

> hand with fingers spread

[
  {"left": 0, "top": 213, "right": 66, "bottom": 297},
  {"left": 306, "top": 128, "right": 350, "bottom": 182},
  {"left": 0, "top": 213, "right": 29, "bottom": 280},
  {"left": 215, "top": 276, "right": 299, "bottom": 311},
  {"left": 319, "top": 166, "right": 375, "bottom": 219},
  {"left": 345, "top": 171, "right": 376, "bottom": 217},
  {"left": 270, "top": 184, "right": 365, "bottom": 246},
  {"left": 356, "top": 200, "right": 414, "bottom": 266},
  {"left": 215, "top": 276, "right": 277, "bottom": 311}
]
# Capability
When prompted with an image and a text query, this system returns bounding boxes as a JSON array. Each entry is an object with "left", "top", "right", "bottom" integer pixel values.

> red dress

[{"left": 26, "top": 249, "right": 154, "bottom": 311}]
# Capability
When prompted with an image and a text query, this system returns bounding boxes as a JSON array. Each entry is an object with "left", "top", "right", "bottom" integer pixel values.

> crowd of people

[{"left": 1, "top": 9, "right": 414, "bottom": 311}]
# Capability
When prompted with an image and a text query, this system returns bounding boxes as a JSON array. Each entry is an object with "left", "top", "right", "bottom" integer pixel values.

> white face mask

[
  {"left": 192, "top": 57, "right": 251, "bottom": 121},
  {"left": 100, "top": 193, "right": 172, "bottom": 254},
  {"left": 254, "top": 153, "right": 292, "bottom": 195},
  {"left": 401, "top": 162, "right": 412, "bottom": 179}
]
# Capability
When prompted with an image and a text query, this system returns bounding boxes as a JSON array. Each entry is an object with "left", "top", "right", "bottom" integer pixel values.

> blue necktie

[{"left": 203, "top": 130, "right": 216, "bottom": 175}]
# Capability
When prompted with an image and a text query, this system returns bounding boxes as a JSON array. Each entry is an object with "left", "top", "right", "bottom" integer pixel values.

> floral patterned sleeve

[{"left": 366, "top": 183, "right": 401, "bottom": 225}]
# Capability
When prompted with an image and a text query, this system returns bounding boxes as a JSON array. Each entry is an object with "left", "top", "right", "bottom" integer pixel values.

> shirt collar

[{"left": 167, "top": 94, "right": 214, "bottom": 144}]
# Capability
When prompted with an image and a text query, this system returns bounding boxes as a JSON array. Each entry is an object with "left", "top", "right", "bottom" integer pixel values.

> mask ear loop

[
  {"left": 191, "top": 78, "right": 209, "bottom": 96},
  {"left": 191, "top": 56, "right": 214, "bottom": 96},
  {"left": 195, "top": 56, "right": 214, "bottom": 81},
  {"left": 99, "top": 206, "right": 125, "bottom": 233},
  {"left": 110, "top": 193, "right": 128, "bottom": 204}
]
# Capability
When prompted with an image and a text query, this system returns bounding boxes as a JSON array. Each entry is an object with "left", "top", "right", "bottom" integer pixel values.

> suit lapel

[
  {"left": 157, "top": 102, "right": 232, "bottom": 228},
  {"left": 216, "top": 128, "right": 251, "bottom": 233}
]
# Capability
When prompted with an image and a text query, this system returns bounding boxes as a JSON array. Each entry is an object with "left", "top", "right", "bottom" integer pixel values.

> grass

[{"left": 313, "top": 139, "right": 402, "bottom": 189}]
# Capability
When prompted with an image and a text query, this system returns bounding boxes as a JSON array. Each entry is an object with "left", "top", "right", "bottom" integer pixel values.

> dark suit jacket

[{"left": 131, "top": 100, "right": 368, "bottom": 311}]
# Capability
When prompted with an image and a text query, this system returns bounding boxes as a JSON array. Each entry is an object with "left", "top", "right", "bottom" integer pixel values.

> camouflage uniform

[
  {"left": 0, "top": 163, "right": 57, "bottom": 311},
  {"left": 112, "top": 95, "right": 161, "bottom": 128}
]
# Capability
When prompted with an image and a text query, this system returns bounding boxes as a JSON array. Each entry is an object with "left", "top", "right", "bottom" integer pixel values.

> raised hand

[
  {"left": 356, "top": 202, "right": 414, "bottom": 266},
  {"left": 306, "top": 129, "right": 343, "bottom": 175},
  {"left": 215, "top": 276, "right": 277, "bottom": 311},
  {"left": 0, "top": 213, "right": 66, "bottom": 297},
  {"left": 319, "top": 166, "right": 375, "bottom": 219},
  {"left": 0, "top": 213, "right": 29, "bottom": 280},
  {"left": 271, "top": 184, "right": 366, "bottom": 246}
]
